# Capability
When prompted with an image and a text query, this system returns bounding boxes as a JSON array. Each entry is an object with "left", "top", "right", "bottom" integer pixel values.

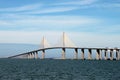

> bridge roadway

[{"left": 8, "top": 47, "right": 120, "bottom": 60}]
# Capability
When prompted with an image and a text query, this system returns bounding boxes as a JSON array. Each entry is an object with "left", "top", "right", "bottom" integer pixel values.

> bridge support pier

[
  {"left": 74, "top": 48, "right": 78, "bottom": 59},
  {"left": 118, "top": 50, "right": 120, "bottom": 60},
  {"left": 42, "top": 50, "right": 45, "bottom": 59},
  {"left": 117, "top": 50, "right": 120, "bottom": 60},
  {"left": 32, "top": 52, "right": 35, "bottom": 59},
  {"left": 116, "top": 50, "right": 118, "bottom": 60},
  {"left": 35, "top": 51, "right": 38, "bottom": 59},
  {"left": 81, "top": 49, "right": 84, "bottom": 60},
  {"left": 27, "top": 52, "right": 38, "bottom": 59},
  {"left": 62, "top": 48, "right": 66, "bottom": 59},
  {"left": 32, "top": 53, "right": 34, "bottom": 59},
  {"left": 110, "top": 49, "right": 113, "bottom": 60},
  {"left": 96, "top": 49, "right": 102, "bottom": 60},
  {"left": 104, "top": 49, "right": 108, "bottom": 60},
  {"left": 30, "top": 53, "right": 33, "bottom": 59},
  {"left": 28, "top": 53, "right": 30, "bottom": 59},
  {"left": 27, "top": 54, "right": 29, "bottom": 59},
  {"left": 30, "top": 53, "right": 32, "bottom": 59},
  {"left": 96, "top": 49, "right": 100, "bottom": 60},
  {"left": 100, "top": 50, "right": 102, "bottom": 60},
  {"left": 88, "top": 49, "right": 92, "bottom": 60}
]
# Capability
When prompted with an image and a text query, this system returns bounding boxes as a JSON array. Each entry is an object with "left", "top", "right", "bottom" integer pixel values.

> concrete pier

[
  {"left": 30, "top": 53, "right": 32, "bottom": 59},
  {"left": 88, "top": 49, "right": 92, "bottom": 60},
  {"left": 96, "top": 49, "right": 100, "bottom": 60},
  {"left": 35, "top": 51, "right": 38, "bottom": 59},
  {"left": 116, "top": 49, "right": 119, "bottom": 60},
  {"left": 81, "top": 49, "right": 84, "bottom": 60},
  {"left": 27, "top": 54, "right": 30, "bottom": 59},
  {"left": 42, "top": 50, "right": 45, "bottom": 59},
  {"left": 110, "top": 49, "right": 113, "bottom": 60},
  {"left": 118, "top": 50, "right": 120, "bottom": 60},
  {"left": 62, "top": 48, "right": 66, "bottom": 59},
  {"left": 104, "top": 49, "right": 108, "bottom": 60},
  {"left": 116, "top": 50, "right": 118, "bottom": 60},
  {"left": 100, "top": 50, "right": 102, "bottom": 60},
  {"left": 74, "top": 48, "right": 78, "bottom": 59},
  {"left": 33, "top": 52, "right": 35, "bottom": 59}
]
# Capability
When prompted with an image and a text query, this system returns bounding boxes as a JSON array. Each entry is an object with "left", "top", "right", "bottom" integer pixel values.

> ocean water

[
  {"left": 0, "top": 43, "right": 39, "bottom": 57},
  {"left": 0, "top": 59, "right": 120, "bottom": 80}
]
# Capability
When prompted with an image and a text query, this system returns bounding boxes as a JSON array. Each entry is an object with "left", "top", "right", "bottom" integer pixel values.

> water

[
  {"left": 0, "top": 43, "right": 39, "bottom": 57},
  {"left": 0, "top": 59, "right": 120, "bottom": 80}
]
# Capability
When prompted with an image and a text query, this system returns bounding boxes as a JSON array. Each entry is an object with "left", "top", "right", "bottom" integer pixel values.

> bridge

[{"left": 8, "top": 32, "right": 120, "bottom": 60}]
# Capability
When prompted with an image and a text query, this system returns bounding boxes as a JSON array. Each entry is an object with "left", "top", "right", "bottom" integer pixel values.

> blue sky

[{"left": 0, "top": 0, "right": 120, "bottom": 48}]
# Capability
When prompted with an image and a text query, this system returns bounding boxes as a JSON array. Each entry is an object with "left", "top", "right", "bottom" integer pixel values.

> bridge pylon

[
  {"left": 61, "top": 32, "right": 76, "bottom": 47},
  {"left": 40, "top": 36, "right": 50, "bottom": 59},
  {"left": 40, "top": 36, "right": 50, "bottom": 49},
  {"left": 56, "top": 32, "right": 77, "bottom": 59}
]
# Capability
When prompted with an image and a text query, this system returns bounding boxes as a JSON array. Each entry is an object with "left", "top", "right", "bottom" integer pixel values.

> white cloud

[
  {"left": 24, "top": 6, "right": 79, "bottom": 14},
  {"left": 98, "top": 25, "right": 120, "bottom": 33},
  {"left": 0, "top": 0, "right": 119, "bottom": 15},
  {"left": 86, "top": 3, "right": 120, "bottom": 9},
  {"left": 0, "top": 3, "right": 42, "bottom": 12},
  {"left": 100, "top": 3, "right": 120, "bottom": 8},
  {"left": 52, "top": 0, "right": 97, "bottom": 5},
  {"left": 0, "top": 2, "right": 80, "bottom": 14},
  {"left": 0, "top": 15, "right": 100, "bottom": 29},
  {"left": 0, "top": 21, "right": 12, "bottom": 26}
]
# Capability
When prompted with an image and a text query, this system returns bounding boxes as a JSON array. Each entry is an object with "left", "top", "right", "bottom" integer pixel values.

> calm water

[{"left": 0, "top": 59, "right": 120, "bottom": 80}]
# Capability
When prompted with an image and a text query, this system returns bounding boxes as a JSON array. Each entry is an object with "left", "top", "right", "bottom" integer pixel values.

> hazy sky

[{"left": 0, "top": 0, "right": 120, "bottom": 48}]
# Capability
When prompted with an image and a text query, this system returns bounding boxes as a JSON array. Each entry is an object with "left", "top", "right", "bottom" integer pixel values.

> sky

[{"left": 0, "top": 0, "right": 120, "bottom": 48}]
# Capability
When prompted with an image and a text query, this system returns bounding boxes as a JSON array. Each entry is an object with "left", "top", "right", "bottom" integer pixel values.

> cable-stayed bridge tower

[
  {"left": 40, "top": 36, "right": 50, "bottom": 49},
  {"left": 55, "top": 32, "right": 77, "bottom": 59},
  {"left": 56, "top": 32, "right": 76, "bottom": 47},
  {"left": 40, "top": 37, "right": 50, "bottom": 59}
]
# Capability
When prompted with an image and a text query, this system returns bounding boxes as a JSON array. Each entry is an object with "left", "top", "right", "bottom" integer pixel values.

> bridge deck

[{"left": 8, "top": 47, "right": 120, "bottom": 58}]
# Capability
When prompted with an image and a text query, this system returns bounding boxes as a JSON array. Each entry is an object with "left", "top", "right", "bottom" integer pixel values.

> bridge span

[
  {"left": 8, "top": 32, "right": 120, "bottom": 60},
  {"left": 8, "top": 47, "right": 120, "bottom": 60}
]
